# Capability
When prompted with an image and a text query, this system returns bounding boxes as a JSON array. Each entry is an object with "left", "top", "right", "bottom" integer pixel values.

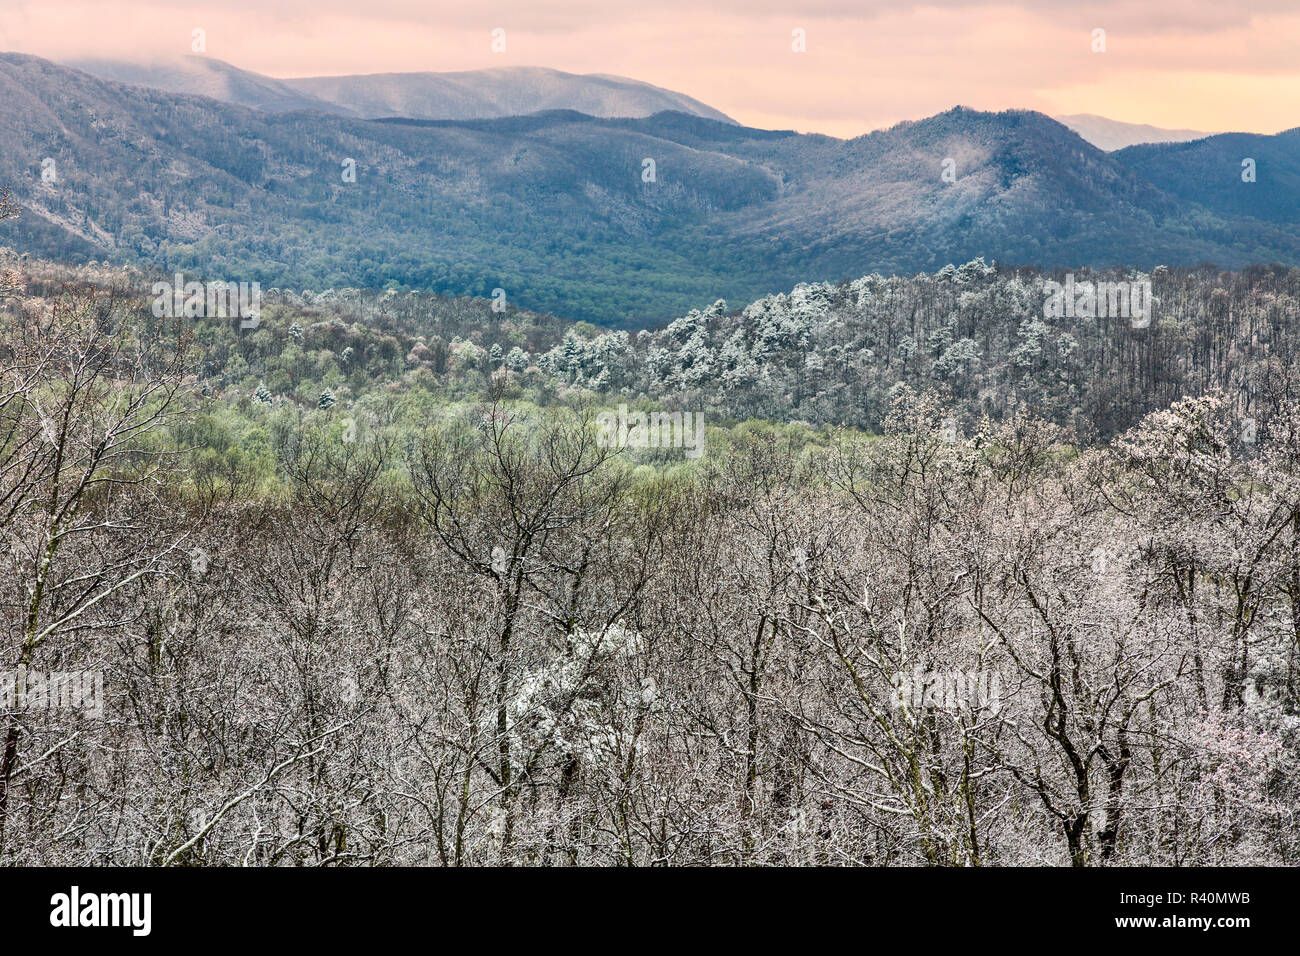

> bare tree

[{"left": 0, "top": 282, "right": 190, "bottom": 854}]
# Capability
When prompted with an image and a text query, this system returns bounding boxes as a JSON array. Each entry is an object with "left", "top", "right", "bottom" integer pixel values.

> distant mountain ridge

[
  {"left": 1055, "top": 114, "right": 1214, "bottom": 151},
  {"left": 64, "top": 55, "right": 737, "bottom": 124},
  {"left": 60, "top": 57, "right": 1234, "bottom": 152},
  {"left": 2, "top": 53, "right": 1299, "bottom": 326},
  {"left": 1117, "top": 130, "right": 1300, "bottom": 226}
]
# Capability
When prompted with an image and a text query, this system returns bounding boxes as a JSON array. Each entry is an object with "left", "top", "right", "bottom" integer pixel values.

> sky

[{"left": 1, "top": 0, "right": 1297, "bottom": 137}]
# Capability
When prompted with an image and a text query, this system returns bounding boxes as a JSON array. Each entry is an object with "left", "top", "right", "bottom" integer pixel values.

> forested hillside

[
  {"left": 4, "top": 53, "right": 1300, "bottom": 325},
  {"left": 1117, "top": 129, "right": 1300, "bottom": 226},
  {"left": 8, "top": 251, "right": 1290, "bottom": 472}
]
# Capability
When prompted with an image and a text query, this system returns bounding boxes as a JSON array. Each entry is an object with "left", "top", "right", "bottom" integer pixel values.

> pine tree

[{"left": 505, "top": 346, "right": 530, "bottom": 372}]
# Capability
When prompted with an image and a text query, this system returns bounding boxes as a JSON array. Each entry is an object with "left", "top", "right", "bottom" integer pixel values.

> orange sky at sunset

[{"left": 1, "top": 0, "right": 1296, "bottom": 137}]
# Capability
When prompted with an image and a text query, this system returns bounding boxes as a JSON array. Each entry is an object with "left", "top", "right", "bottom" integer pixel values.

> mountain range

[
  {"left": 65, "top": 56, "right": 737, "bottom": 124},
  {"left": 64, "top": 56, "right": 1216, "bottom": 152},
  {"left": 1, "top": 52, "right": 1297, "bottom": 326}
]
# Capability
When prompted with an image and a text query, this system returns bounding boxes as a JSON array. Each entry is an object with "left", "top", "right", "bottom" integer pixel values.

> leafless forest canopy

[{"left": 3, "top": 191, "right": 1300, "bottom": 865}]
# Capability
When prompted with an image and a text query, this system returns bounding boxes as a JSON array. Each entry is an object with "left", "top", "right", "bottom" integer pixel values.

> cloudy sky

[{"left": 2, "top": 1, "right": 1297, "bottom": 137}]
